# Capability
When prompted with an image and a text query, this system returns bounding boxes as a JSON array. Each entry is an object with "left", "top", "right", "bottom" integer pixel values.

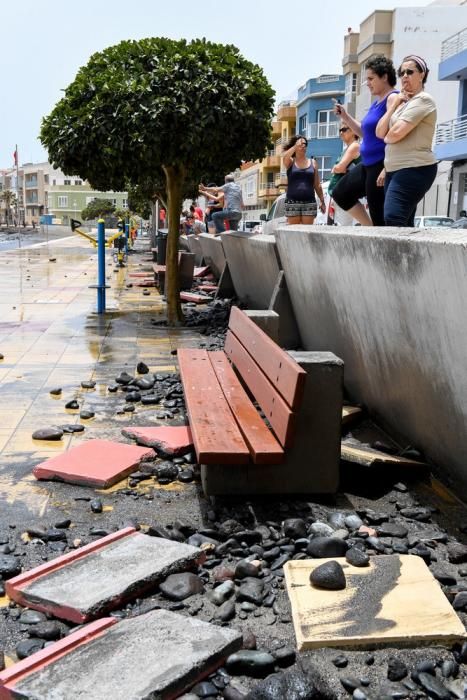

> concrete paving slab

[
  {"left": 180, "top": 292, "right": 211, "bottom": 304},
  {"left": 32, "top": 439, "right": 154, "bottom": 487},
  {"left": 0, "top": 609, "right": 242, "bottom": 700},
  {"left": 6, "top": 528, "right": 205, "bottom": 623},
  {"left": 284, "top": 555, "right": 466, "bottom": 650},
  {"left": 121, "top": 425, "right": 193, "bottom": 455}
]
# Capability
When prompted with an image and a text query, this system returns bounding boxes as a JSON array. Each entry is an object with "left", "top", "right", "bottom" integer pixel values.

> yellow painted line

[
  {"left": 102, "top": 505, "right": 113, "bottom": 512},
  {"left": 0, "top": 473, "right": 51, "bottom": 516},
  {"left": 4, "top": 655, "right": 16, "bottom": 668},
  {"left": 0, "top": 595, "right": 10, "bottom": 608}
]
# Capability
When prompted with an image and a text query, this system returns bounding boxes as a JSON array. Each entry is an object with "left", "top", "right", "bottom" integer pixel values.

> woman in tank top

[
  {"left": 331, "top": 55, "right": 398, "bottom": 226},
  {"left": 282, "top": 135, "right": 326, "bottom": 224},
  {"left": 376, "top": 55, "right": 437, "bottom": 227}
]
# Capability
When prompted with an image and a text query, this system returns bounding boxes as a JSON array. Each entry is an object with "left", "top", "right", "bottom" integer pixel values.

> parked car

[
  {"left": 238, "top": 219, "right": 263, "bottom": 233},
  {"left": 449, "top": 217, "right": 467, "bottom": 229},
  {"left": 413, "top": 216, "right": 455, "bottom": 228}
]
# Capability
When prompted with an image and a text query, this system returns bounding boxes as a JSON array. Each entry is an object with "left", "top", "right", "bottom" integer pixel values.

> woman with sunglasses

[
  {"left": 375, "top": 55, "right": 437, "bottom": 227},
  {"left": 328, "top": 124, "right": 361, "bottom": 225},
  {"left": 331, "top": 55, "right": 398, "bottom": 226},
  {"left": 282, "top": 135, "right": 326, "bottom": 224}
]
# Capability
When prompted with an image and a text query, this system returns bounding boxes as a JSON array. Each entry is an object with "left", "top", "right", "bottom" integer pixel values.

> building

[
  {"left": 0, "top": 161, "right": 128, "bottom": 226},
  {"left": 341, "top": 1, "right": 467, "bottom": 216},
  {"left": 297, "top": 74, "right": 345, "bottom": 182},
  {"left": 435, "top": 24, "right": 467, "bottom": 216},
  {"left": 260, "top": 100, "right": 297, "bottom": 211},
  {"left": 235, "top": 162, "right": 262, "bottom": 222}
]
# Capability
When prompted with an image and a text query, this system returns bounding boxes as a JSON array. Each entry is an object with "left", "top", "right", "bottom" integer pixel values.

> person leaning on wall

[{"left": 376, "top": 55, "right": 437, "bottom": 227}]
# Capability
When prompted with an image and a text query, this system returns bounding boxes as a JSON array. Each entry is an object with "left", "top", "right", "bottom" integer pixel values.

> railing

[
  {"left": 25, "top": 179, "right": 38, "bottom": 188},
  {"left": 307, "top": 122, "right": 340, "bottom": 139},
  {"left": 435, "top": 114, "right": 467, "bottom": 145},
  {"left": 275, "top": 171, "right": 288, "bottom": 186},
  {"left": 440, "top": 27, "right": 467, "bottom": 61},
  {"left": 259, "top": 182, "right": 279, "bottom": 194}
]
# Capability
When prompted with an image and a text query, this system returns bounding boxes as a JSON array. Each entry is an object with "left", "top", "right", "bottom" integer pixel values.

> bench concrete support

[
  {"left": 201, "top": 351, "right": 343, "bottom": 496},
  {"left": 179, "top": 252, "right": 195, "bottom": 291},
  {"left": 243, "top": 310, "right": 279, "bottom": 343}
]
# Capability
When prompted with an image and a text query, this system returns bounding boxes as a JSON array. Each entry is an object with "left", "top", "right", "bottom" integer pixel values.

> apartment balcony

[
  {"left": 307, "top": 122, "right": 340, "bottom": 139},
  {"left": 258, "top": 182, "right": 279, "bottom": 198},
  {"left": 277, "top": 100, "right": 296, "bottom": 121},
  {"left": 271, "top": 120, "right": 282, "bottom": 136},
  {"left": 262, "top": 154, "right": 281, "bottom": 168},
  {"left": 25, "top": 179, "right": 38, "bottom": 189},
  {"left": 435, "top": 114, "right": 467, "bottom": 161},
  {"left": 274, "top": 171, "right": 288, "bottom": 187},
  {"left": 439, "top": 27, "right": 467, "bottom": 81}
]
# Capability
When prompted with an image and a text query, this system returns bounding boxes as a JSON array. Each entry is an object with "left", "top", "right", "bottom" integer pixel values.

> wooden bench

[{"left": 178, "top": 307, "right": 344, "bottom": 495}]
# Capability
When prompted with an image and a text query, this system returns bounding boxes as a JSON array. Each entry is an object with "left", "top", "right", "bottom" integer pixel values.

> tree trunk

[{"left": 163, "top": 164, "right": 185, "bottom": 325}]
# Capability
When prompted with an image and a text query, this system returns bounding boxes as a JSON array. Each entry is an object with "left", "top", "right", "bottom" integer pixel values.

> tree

[
  {"left": 0, "top": 190, "right": 17, "bottom": 225},
  {"left": 40, "top": 38, "right": 275, "bottom": 324},
  {"left": 80, "top": 197, "right": 115, "bottom": 221}
]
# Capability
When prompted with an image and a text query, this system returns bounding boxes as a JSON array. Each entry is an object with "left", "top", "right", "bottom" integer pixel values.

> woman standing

[
  {"left": 332, "top": 55, "right": 397, "bottom": 226},
  {"left": 327, "top": 124, "right": 361, "bottom": 225},
  {"left": 376, "top": 55, "right": 437, "bottom": 227},
  {"left": 282, "top": 135, "right": 326, "bottom": 224}
]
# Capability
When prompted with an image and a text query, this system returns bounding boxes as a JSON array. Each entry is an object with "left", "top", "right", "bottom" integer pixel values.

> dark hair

[
  {"left": 365, "top": 54, "right": 397, "bottom": 87},
  {"left": 399, "top": 55, "right": 430, "bottom": 84},
  {"left": 284, "top": 134, "right": 308, "bottom": 151}
]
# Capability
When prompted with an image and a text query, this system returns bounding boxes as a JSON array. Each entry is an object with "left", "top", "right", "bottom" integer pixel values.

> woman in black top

[{"left": 282, "top": 135, "right": 326, "bottom": 224}]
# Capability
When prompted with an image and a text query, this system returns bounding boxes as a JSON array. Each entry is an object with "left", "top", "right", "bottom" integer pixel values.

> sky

[{"left": 1, "top": 0, "right": 431, "bottom": 167}]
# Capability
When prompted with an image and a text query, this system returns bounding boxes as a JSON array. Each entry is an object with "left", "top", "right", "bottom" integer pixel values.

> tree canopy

[
  {"left": 81, "top": 198, "right": 115, "bottom": 221},
  {"left": 40, "top": 37, "right": 275, "bottom": 322}
]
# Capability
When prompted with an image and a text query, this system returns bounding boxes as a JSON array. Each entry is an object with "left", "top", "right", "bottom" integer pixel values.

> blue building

[
  {"left": 435, "top": 27, "right": 467, "bottom": 218},
  {"left": 296, "top": 74, "right": 345, "bottom": 183}
]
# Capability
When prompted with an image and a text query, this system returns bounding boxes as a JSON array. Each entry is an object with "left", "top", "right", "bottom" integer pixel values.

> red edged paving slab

[
  {"left": 180, "top": 292, "right": 211, "bottom": 304},
  {"left": 178, "top": 349, "right": 250, "bottom": 464},
  {"left": 0, "top": 618, "right": 116, "bottom": 700},
  {"left": 32, "top": 439, "right": 154, "bottom": 487},
  {"left": 121, "top": 425, "right": 193, "bottom": 455},
  {"left": 209, "top": 351, "right": 284, "bottom": 465},
  {"left": 0, "top": 610, "right": 242, "bottom": 700},
  {"left": 194, "top": 265, "right": 210, "bottom": 277},
  {"left": 6, "top": 528, "right": 205, "bottom": 623},
  {"left": 198, "top": 284, "right": 218, "bottom": 292}
]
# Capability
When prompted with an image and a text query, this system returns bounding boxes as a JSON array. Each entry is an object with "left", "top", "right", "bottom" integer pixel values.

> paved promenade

[{"left": 0, "top": 233, "right": 199, "bottom": 523}]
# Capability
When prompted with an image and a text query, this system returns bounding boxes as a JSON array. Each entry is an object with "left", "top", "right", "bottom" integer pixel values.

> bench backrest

[{"left": 224, "top": 306, "right": 306, "bottom": 448}]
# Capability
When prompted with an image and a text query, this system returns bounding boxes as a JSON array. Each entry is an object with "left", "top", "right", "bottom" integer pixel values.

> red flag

[{"left": 13, "top": 149, "right": 18, "bottom": 166}]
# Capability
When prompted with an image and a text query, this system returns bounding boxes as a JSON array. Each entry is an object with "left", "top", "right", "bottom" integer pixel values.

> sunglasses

[
  {"left": 398, "top": 68, "right": 415, "bottom": 77},
  {"left": 339, "top": 127, "right": 350, "bottom": 133}
]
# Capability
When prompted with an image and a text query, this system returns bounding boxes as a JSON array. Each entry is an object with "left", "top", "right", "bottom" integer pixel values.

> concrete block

[
  {"left": 179, "top": 252, "right": 195, "bottom": 291},
  {"left": 121, "top": 425, "right": 193, "bottom": 455},
  {"left": 201, "top": 352, "right": 343, "bottom": 496},
  {"left": 197, "top": 234, "right": 226, "bottom": 279},
  {"left": 243, "top": 310, "right": 279, "bottom": 343},
  {"left": 0, "top": 610, "right": 242, "bottom": 700},
  {"left": 186, "top": 234, "right": 205, "bottom": 265},
  {"left": 6, "top": 528, "right": 205, "bottom": 623},
  {"left": 269, "top": 270, "right": 301, "bottom": 349},
  {"left": 33, "top": 439, "right": 154, "bottom": 488}
]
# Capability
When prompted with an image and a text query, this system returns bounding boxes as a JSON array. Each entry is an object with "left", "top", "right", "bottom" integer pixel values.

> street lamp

[{"left": 73, "top": 200, "right": 78, "bottom": 223}]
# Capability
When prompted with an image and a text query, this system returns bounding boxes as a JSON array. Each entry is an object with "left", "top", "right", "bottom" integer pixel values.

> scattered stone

[
  {"left": 272, "top": 646, "right": 296, "bottom": 668},
  {"left": 309, "top": 560, "right": 346, "bottom": 590},
  {"left": 307, "top": 537, "right": 348, "bottom": 558},
  {"left": 81, "top": 380, "right": 96, "bottom": 389},
  {"left": 236, "top": 559, "right": 261, "bottom": 579},
  {"left": 0, "top": 554, "right": 22, "bottom": 578},
  {"left": 32, "top": 427, "right": 63, "bottom": 441},
  {"left": 137, "top": 362, "right": 150, "bottom": 374},
  {"left": 80, "top": 410, "right": 95, "bottom": 420},
  {"left": 30, "top": 620, "right": 62, "bottom": 641},
  {"left": 377, "top": 522, "right": 409, "bottom": 538},
  {"left": 19, "top": 610, "right": 47, "bottom": 625},
  {"left": 90, "top": 498, "right": 103, "bottom": 514},
  {"left": 345, "top": 547, "right": 369, "bottom": 567},
  {"left": 447, "top": 542, "right": 467, "bottom": 564},
  {"left": 116, "top": 372, "right": 134, "bottom": 385},
  {"left": 191, "top": 680, "right": 218, "bottom": 697},
  {"left": 332, "top": 654, "right": 349, "bottom": 668},
  {"left": 236, "top": 578, "right": 264, "bottom": 606},
  {"left": 65, "top": 400, "right": 79, "bottom": 410},
  {"left": 16, "top": 638, "right": 45, "bottom": 659},
  {"left": 387, "top": 656, "right": 408, "bottom": 681},
  {"left": 215, "top": 599, "right": 236, "bottom": 622},
  {"left": 159, "top": 572, "right": 204, "bottom": 601},
  {"left": 309, "top": 522, "right": 334, "bottom": 537},
  {"left": 417, "top": 671, "right": 451, "bottom": 700},
  {"left": 345, "top": 515, "right": 364, "bottom": 530},
  {"left": 178, "top": 468, "right": 194, "bottom": 483},
  {"left": 60, "top": 424, "right": 85, "bottom": 433},
  {"left": 282, "top": 518, "right": 307, "bottom": 539},
  {"left": 226, "top": 650, "right": 275, "bottom": 678},
  {"left": 210, "top": 580, "right": 235, "bottom": 606},
  {"left": 49, "top": 388, "right": 62, "bottom": 396}
]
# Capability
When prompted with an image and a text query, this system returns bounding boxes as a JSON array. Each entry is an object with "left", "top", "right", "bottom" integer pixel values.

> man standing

[{"left": 200, "top": 175, "right": 243, "bottom": 233}]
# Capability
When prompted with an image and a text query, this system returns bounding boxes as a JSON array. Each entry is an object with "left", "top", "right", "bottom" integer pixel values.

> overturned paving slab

[
  {"left": 284, "top": 555, "right": 466, "bottom": 650},
  {"left": 32, "top": 439, "right": 154, "bottom": 487},
  {"left": 0, "top": 609, "right": 242, "bottom": 700},
  {"left": 6, "top": 528, "right": 205, "bottom": 623},
  {"left": 121, "top": 425, "right": 193, "bottom": 455},
  {"left": 341, "top": 442, "right": 428, "bottom": 469}
]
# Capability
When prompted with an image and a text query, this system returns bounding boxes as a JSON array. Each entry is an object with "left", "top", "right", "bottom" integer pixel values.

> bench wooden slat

[
  {"left": 224, "top": 331, "right": 297, "bottom": 449},
  {"left": 178, "top": 349, "right": 250, "bottom": 465},
  {"left": 209, "top": 352, "right": 285, "bottom": 465},
  {"left": 228, "top": 306, "right": 306, "bottom": 411}
]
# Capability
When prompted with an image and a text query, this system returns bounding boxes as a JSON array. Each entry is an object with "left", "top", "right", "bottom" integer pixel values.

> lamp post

[{"left": 73, "top": 200, "right": 78, "bottom": 225}]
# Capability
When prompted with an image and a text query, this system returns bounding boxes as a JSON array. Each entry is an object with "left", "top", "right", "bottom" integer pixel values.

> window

[
  {"left": 58, "top": 196, "right": 68, "bottom": 208},
  {"left": 345, "top": 73, "right": 357, "bottom": 102},
  {"left": 313, "top": 156, "right": 333, "bottom": 182},
  {"left": 299, "top": 114, "right": 308, "bottom": 135},
  {"left": 44, "top": 175, "right": 49, "bottom": 184},
  {"left": 52, "top": 179, "right": 56, "bottom": 186},
  {"left": 122, "top": 199, "right": 128, "bottom": 208},
  {"left": 64, "top": 180, "right": 71, "bottom": 185},
  {"left": 245, "top": 177, "right": 255, "bottom": 200},
  {"left": 317, "top": 110, "right": 339, "bottom": 139},
  {"left": 74, "top": 180, "right": 82, "bottom": 186}
]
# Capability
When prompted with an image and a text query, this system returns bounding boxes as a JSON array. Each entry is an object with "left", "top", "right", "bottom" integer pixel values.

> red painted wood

[
  {"left": 224, "top": 331, "right": 297, "bottom": 448},
  {"left": 178, "top": 349, "right": 250, "bottom": 464},
  {"left": 209, "top": 352, "right": 284, "bottom": 465},
  {"left": 228, "top": 306, "right": 306, "bottom": 410},
  {"left": 180, "top": 292, "right": 211, "bottom": 304},
  {"left": 0, "top": 619, "right": 117, "bottom": 698}
]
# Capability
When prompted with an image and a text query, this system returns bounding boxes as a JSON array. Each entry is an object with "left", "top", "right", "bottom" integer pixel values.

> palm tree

[{"left": 0, "top": 190, "right": 17, "bottom": 225}]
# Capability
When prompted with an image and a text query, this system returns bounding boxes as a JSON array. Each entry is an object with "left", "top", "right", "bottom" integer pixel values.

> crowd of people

[{"left": 283, "top": 53, "right": 437, "bottom": 228}]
